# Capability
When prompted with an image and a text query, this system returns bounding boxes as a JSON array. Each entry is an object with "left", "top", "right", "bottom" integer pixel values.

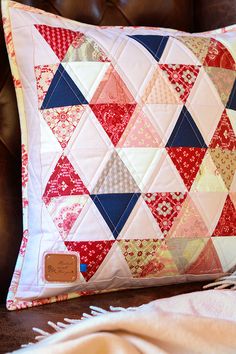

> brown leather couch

[{"left": 1, "top": 1, "right": 236, "bottom": 352}]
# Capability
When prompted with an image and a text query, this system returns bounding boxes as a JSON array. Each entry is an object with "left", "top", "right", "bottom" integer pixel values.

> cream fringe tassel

[
  {"left": 203, "top": 271, "right": 236, "bottom": 290},
  {"left": 21, "top": 305, "right": 137, "bottom": 347},
  {"left": 22, "top": 271, "right": 236, "bottom": 348}
]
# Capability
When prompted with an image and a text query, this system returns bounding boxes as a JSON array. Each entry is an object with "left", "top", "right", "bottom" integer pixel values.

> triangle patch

[
  {"left": 63, "top": 32, "right": 110, "bottom": 62},
  {"left": 167, "top": 147, "right": 207, "bottom": 190},
  {"left": 68, "top": 149, "right": 112, "bottom": 193},
  {"left": 62, "top": 61, "right": 110, "bottom": 101},
  {"left": 209, "top": 148, "right": 236, "bottom": 190},
  {"left": 209, "top": 110, "right": 236, "bottom": 150},
  {"left": 142, "top": 66, "right": 180, "bottom": 104},
  {"left": 35, "top": 64, "right": 59, "bottom": 108},
  {"left": 128, "top": 35, "right": 169, "bottom": 62},
  {"left": 65, "top": 240, "right": 114, "bottom": 281},
  {"left": 212, "top": 195, "right": 236, "bottom": 236},
  {"left": 71, "top": 198, "right": 115, "bottom": 241},
  {"left": 91, "top": 243, "right": 132, "bottom": 281},
  {"left": 35, "top": 25, "right": 77, "bottom": 61},
  {"left": 90, "top": 103, "right": 136, "bottom": 146},
  {"left": 190, "top": 150, "right": 228, "bottom": 192},
  {"left": 118, "top": 239, "right": 178, "bottom": 278},
  {"left": 185, "top": 239, "right": 222, "bottom": 275},
  {"left": 92, "top": 151, "right": 140, "bottom": 194},
  {"left": 91, "top": 193, "right": 140, "bottom": 238},
  {"left": 204, "top": 67, "right": 236, "bottom": 106},
  {"left": 203, "top": 38, "right": 236, "bottom": 70},
  {"left": 117, "top": 108, "right": 161, "bottom": 147},
  {"left": 91, "top": 65, "right": 135, "bottom": 104},
  {"left": 118, "top": 196, "right": 162, "bottom": 240},
  {"left": 145, "top": 149, "right": 187, "bottom": 193},
  {"left": 41, "top": 64, "right": 88, "bottom": 109},
  {"left": 177, "top": 36, "right": 210, "bottom": 63},
  {"left": 166, "top": 238, "right": 208, "bottom": 273},
  {"left": 43, "top": 155, "right": 89, "bottom": 204},
  {"left": 166, "top": 106, "right": 207, "bottom": 148},
  {"left": 41, "top": 105, "right": 85, "bottom": 149},
  {"left": 143, "top": 192, "right": 187, "bottom": 237},
  {"left": 118, "top": 148, "right": 162, "bottom": 191},
  {"left": 213, "top": 237, "right": 236, "bottom": 272},
  {"left": 190, "top": 191, "right": 227, "bottom": 235},
  {"left": 143, "top": 104, "right": 183, "bottom": 146},
  {"left": 159, "top": 64, "right": 200, "bottom": 103},
  {"left": 46, "top": 195, "right": 88, "bottom": 239},
  {"left": 168, "top": 195, "right": 209, "bottom": 238}
]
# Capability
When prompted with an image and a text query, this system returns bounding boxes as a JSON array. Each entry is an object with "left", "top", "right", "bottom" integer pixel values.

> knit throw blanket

[{"left": 14, "top": 288, "right": 236, "bottom": 354}]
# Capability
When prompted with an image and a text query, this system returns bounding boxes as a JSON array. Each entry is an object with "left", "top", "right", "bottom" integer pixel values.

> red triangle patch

[
  {"left": 203, "top": 38, "right": 236, "bottom": 70},
  {"left": 43, "top": 155, "right": 89, "bottom": 204},
  {"left": 212, "top": 195, "right": 236, "bottom": 236},
  {"left": 185, "top": 239, "right": 222, "bottom": 275},
  {"left": 35, "top": 25, "right": 78, "bottom": 61},
  {"left": 143, "top": 192, "right": 187, "bottom": 237},
  {"left": 91, "top": 65, "right": 135, "bottom": 104},
  {"left": 65, "top": 240, "right": 114, "bottom": 281},
  {"left": 166, "top": 147, "right": 207, "bottom": 191},
  {"left": 90, "top": 103, "right": 136, "bottom": 146},
  {"left": 209, "top": 110, "right": 236, "bottom": 150},
  {"left": 159, "top": 64, "right": 200, "bottom": 103}
]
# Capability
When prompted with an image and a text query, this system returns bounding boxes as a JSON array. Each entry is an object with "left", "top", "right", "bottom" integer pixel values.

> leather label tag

[{"left": 44, "top": 253, "right": 78, "bottom": 283}]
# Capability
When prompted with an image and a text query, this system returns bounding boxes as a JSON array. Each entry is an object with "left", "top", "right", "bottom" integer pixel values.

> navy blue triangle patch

[
  {"left": 128, "top": 35, "right": 168, "bottom": 61},
  {"left": 41, "top": 64, "right": 88, "bottom": 109},
  {"left": 91, "top": 193, "right": 140, "bottom": 238},
  {"left": 166, "top": 106, "right": 207, "bottom": 148},
  {"left": 226, "top": 79, "right": 236, "bottom": 111}
]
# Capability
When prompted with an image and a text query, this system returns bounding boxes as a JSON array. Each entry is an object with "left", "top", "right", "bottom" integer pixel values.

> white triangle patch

[
  {"left": 212, "top": 237, "right": 236, "bottom": 272},
  {"left": 69, "top": 198, "right": 114, "bottom": 241},
  {"left": 147, "top": 149, "right": 187, "bottom": 192},
  {"left": 186, "top": 67, "right": 224, "bottom": 145},
  {"left": 143, "top": 104, "right": 183, "bottom": 145},
  {"left": 62, "top": 61, "right": 110, "bottom": 101},
  {"left": 160, "top": 37, "right": 201, "bottom": 65},
  {"left": 190, "top": 191, "right": 227, "bottom": 235},
  {"left": 33, "top": 26, "right": 60, "bottom": 66},
  {"left": 118, "top": 196, "right": 163, "bottom": 239},
  {"left": 117, "top": 148, "right": 162, "bottom": 191},
  {"left": 69, "top": 107, "right": 112, "bottom": 150},
  {"left": 91, "top": 243, "right": 132, "bottom": 281},
  {"left": 68, "top": 148, "right": 112, "bottom": 193}
]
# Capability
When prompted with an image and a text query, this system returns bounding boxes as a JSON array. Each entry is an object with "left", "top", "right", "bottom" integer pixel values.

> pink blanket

[{"left": 15, "top": 290, "right": 236, "bottom": 353}]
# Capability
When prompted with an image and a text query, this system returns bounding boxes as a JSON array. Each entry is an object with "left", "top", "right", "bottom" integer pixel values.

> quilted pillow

[{"left": 2, "top": 0, "right": 236, "bottom": 310}]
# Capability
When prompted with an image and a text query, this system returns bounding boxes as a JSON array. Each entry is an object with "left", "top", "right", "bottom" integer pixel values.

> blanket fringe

[
  {"left": 22, "top": 271, "right": 236, "bottom": 348},
  {"left": 21, "top": 305, "right": 137, "bottom": 348},
  {"left": 204, "top": 270, "right": 236, "bottom": 290}
]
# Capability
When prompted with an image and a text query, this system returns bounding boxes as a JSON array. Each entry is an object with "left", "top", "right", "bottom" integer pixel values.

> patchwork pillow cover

[{"left": 2, "top": 0, "right": 236, "bottom": 310}]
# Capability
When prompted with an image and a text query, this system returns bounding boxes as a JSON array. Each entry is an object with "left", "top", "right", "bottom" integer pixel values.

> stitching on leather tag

[{"left": 44, "top": 253, "right": 78, "bottom": 283}]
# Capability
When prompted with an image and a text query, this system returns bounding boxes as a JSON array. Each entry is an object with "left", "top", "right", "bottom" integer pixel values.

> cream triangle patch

[
  {"left": 117, "top": 148, "right": 163, "bottom": 191},
  {"left": 191, "top": 150, "right": 228, "bottom": 192}
]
